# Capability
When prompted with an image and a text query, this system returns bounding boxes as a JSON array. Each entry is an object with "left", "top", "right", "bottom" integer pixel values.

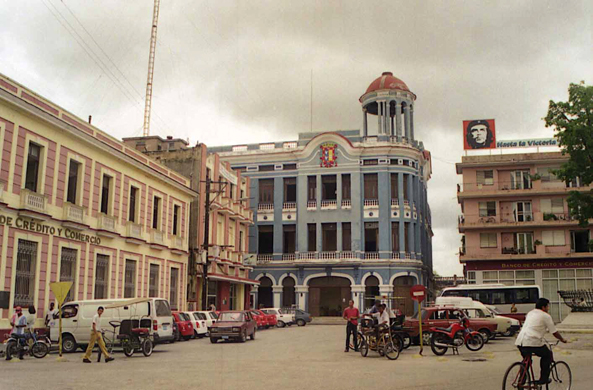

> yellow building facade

[{"left": 0, "top": 74, "right": 195, "bottom": 333}]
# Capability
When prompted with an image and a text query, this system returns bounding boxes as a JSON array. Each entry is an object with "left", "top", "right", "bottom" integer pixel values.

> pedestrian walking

[
  {"left": 343, "top": 299, "right": 359, "bottom": 352},
  {"left": 82, "top": 306, "right": 114, "bottom": 363}
]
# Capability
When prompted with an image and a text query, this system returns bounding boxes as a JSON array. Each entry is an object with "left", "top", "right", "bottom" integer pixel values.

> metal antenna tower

[{"left": 142, "top": 0, "right": 161, "bottom": 136}]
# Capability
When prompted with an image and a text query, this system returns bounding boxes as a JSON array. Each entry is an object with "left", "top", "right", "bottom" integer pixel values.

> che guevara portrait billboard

[{"left": 463, "top": 119, "right": 496, "bottom": 150}]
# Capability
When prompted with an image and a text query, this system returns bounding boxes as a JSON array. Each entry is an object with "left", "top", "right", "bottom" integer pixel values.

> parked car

[
  {"left": 210, "top": 311, "right": 256, "bottom": 343},
  {"left": 487, "top": 305, "right": 522, "bottom": 337},
  {"left": 48, "top": 298, "right": 174, "bottom": 353},
  {"left": 193, "top": 311, "right": 218, "bottom": 335},
  {"left": 281, "top": 308, "right": 312, "bottom": 326},
  {"left": 185, "top": 311, "right": 208, "bottom": 338},
  {"left": 250, "top": 310, "right": 267, "bottom": 329},
  {"left": 435, "top": 297, "right": 513, "bottom": 341},
  {"left": 262, "top": 308, "right": 294, "bottom": 328},
  {"left": 172, "top": 312, "right": 194, "bottom": 341},
  {"left": 402, "top": 306, "right": 498, "bottom": 345}
]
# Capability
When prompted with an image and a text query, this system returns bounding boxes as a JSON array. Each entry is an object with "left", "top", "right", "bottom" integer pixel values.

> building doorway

[
  {"left": 308, "top": 276, "right": 351, "bottom": 317},
  {"left": 364, "top": 275, "right": 380, "bottom": 311},
  {"left": 258, "top": 276, "right": 273, "bottom": 308},
  {"left": 393, "top": 276, "right": 416, "bottom": 316},
  {"left": 571, "top": 230, "right": 590, "bottom": 253},
  {"left": 282, "top": 277, "right": 296, "bottom": 308}
]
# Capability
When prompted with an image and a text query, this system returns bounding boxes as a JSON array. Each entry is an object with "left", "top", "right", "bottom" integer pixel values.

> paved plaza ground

[{"left": 2, "top": 325, "right": 592, "bottom": 390}]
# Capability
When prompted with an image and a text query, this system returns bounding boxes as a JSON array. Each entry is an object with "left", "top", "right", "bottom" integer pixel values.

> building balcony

[
  {"left": 97, "top": 213, "right": 117, "bottom": 235},
  {"left": 257, "top": 203, "right": 274, "bottom": 213},
  {"left": 150, "top": 229, "right": 165, "bottom": 246},
  {"left": 390, "top": 252, "right": 413, "bottom": 260},
  {"left": 321, "top": 200, "right": 337, "bottom": 210},
  {"left": 172, "top": 236, "right": 185, "bottom": 252},
  {"left": 341, "top": 199, "right": 351, "bottom": 209},
  {"left": 62, "top": 202, "right": 85, "bottom": 226},
  {"left": 457, "top": 181, "right": 593, "bottom": 200},
  {"left": 252, "top": 251, "right": 422, "bottom": 265},
  {"left": 126, "top": 222, "right": 143, "bottom": 242},
  {"left": 502, "top": 247, "right": 535, "bottom": 255},
  {"left": 364, "top": 199, "right": 379, "bottom": 208},
  {"left": 282, "top": 202, "right": 296, "bottom": 211},
  {"left": 257, "top": 254, "right": 273, "bottom": 263},
  {"left": 460, "top": 248, "right": 593, "bottom": 262},
  {"left": 391, "top": 199, "right": 399, "bottom": 208},
  {"left": 364, "top": 252, "right": 379, "bottom": 259},
  {"left": 307, "top": 200, "right": 317, "bottom": 210},
  {"left": 19, "top": 189, "right": 48, "bottom": 217},
  {"left": 403, "top": 200, "right": 410, "bottom": 208},
  {"left": 458, "top": 212, "right": 581, "bottom": 232},
  {"left": 281, "top": 253, "right": 296, "bottom": 261}
]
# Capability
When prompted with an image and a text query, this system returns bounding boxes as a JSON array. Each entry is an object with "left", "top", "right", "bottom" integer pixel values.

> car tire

[
  {"left": 210, "top": 338, "right": 217, "bottom": 344},
  {"left": 250, "top": 329, "right": 256, "bottom": 340},
  {"left": 62, "top": 334, "right": 78, "bottom": 354},
  {"left": 277, "top": 321, "right": 286, "bottom": 328},
  {"left": 240, "top": 330, "right": 247, "bottom": 343},
  {"left": 479, "top": 329, "right": 491, "bottom": 344},
  {"left": 296, "top": 319, "right": 306, "bottom": 327}
]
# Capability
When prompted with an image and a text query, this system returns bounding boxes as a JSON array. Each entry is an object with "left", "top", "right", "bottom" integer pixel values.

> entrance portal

[
  {"left": 258, "top": 277, "right": 273, "bottom": 308},
  {"left": 393, "top": 276, "right": 415, "bottom": 316},
  {"left": 308, "top": 276, "right": 351, "bottom": 316}
]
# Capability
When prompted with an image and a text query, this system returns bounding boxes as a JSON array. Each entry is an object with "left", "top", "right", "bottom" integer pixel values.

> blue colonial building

[{"left": 209, "top": 72, "right": 433, "bottom": 316}]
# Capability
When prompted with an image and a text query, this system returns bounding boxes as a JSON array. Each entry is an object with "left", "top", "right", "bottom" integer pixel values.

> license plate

[
  {"left": 163, "top": 325, "right": 168, "bottom": 330},
  {"left": 221, "top": 336, "right": 229, "bottom": 340}
]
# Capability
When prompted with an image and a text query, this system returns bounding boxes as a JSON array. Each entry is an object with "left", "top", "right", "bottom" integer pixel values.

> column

[
  {"left": 295, "top": 286, "right": 309, "bottom": 310},
  {"left": 351, "top": 285, "right": 365, "bottom": 311},
  {"left": 378, "top": 171, "right": 390, "bottom": 257},
  {"left": 395, "top": 102, "right": 402, "bottom": 141},
  {"left": 398, "top": 173, "right": 405, "bottom": 257},
  {"left": 379, "top": 284, "right": 393, "bottom": 301},
  {"left": 383, "top": 101, "right": 388, "bottom": 134},
  {"left": 252, "top": 285, "right": 259, "bottom": 309},
  {"left": 273, "top": 177, "right": 283, "bottom": 257},
  {"left": 408, "top": 174, "right": 415, "bottom": 255},
  {"left": 386, "top": 100, "right": 392, "bottom": 135},
  {"left": 377, "top": 101, "right": 382, "bottom": 134},
  {"left": 409, "top": 105, "right": 415, "bottom": 141},
  {"left": 404, "top": 104, "right": 411, "bottom": 140},
  {"left": 362, "top": 109, "right": 368, "bottom": 137},
  {"left": 272, "top": 286, "right": 282, "bottom": 308},
  {"left": 414, "top": 177, "right": 422, "bottom": 257}
]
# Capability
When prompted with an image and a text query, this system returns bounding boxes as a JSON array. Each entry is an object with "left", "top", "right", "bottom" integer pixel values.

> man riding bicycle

[
  {"left": 364, "top": 303, "right": 390, "bottom": 341},
  {"left": 515, "top": 298, "right": 567, "bottom": 385}
]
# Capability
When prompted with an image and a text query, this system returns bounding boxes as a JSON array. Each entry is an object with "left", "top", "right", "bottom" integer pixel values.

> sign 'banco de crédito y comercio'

[{"left": 0, "top": 214, "right": 101, "bottom": 245}]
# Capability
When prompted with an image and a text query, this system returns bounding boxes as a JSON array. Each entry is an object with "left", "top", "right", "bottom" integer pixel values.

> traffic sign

[{"left": 409, "top": 284, "right": 426, "bottom": 303}]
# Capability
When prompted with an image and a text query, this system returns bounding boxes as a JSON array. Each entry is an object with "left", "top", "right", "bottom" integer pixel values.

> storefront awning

[{"left": 208, "top": 274, "right": 260, "bottom": 285}]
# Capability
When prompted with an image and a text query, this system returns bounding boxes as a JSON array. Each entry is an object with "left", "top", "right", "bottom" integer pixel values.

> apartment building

[
  {"left": 0, "top": 73, "right": 195, "bottom": 335},
  {"left": 457, "top": 151, "right": 593, "bottom": 321},
  {"left": 210, "top": 72, "right": 434, "bottom": 316}
]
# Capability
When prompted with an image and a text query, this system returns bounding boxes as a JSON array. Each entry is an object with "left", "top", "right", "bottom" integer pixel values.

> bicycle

[
  {"left": 359, "top": 322, "right": 401, "bottom": 360},
  {"left": 502, "top": 340, "right": 572, "bottom": 390},
  {"left": 100, "top": 320, "right": 153, "bottom": 360}
]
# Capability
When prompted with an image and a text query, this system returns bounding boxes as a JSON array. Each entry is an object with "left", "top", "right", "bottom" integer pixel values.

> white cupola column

[
  {"left": 362, "top": 108, "right": 368, "bottom": 137},
  {"left": 395, "top": 102, "right": 402, "bottom": 140},
  {"left": 410, "top": 105, "right": 415, "bottom": 141},
  {"left": 404, "top": 103, "right": 411, "bottom": 140}
]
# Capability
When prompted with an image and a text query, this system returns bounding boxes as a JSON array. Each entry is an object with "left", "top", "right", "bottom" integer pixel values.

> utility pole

[
  {"left": 142, "top": 0, "right": 161, "bottom": 136},
  {"left": 200, "top": 177, "right": 228, "bottom": 310}
]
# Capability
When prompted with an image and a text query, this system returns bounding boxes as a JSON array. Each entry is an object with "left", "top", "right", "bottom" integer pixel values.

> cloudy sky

[{"left": 1, "top": 1, "right": 591, "bottom": 275}]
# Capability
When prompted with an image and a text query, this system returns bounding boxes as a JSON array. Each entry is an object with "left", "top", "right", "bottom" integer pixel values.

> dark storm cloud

[{"left": 0, "top": 0, "right": 591, "bottom": 274}]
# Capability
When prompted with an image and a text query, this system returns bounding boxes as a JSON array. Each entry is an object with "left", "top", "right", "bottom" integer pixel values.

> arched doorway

[
  {"left": 308, "top": 276, "right": 351, "bottom": 317},
  {"left": 282, "top": 277, "right": 296, "bottom": 308},
  {"left": 364, "top": 275, "right": 380, "bottom": 311},
  {"left": 258, "top": 277, "right": 273, "bottom": 309},
  {"left": 393, "top": 275, "right": 416, "bottom": 316}
]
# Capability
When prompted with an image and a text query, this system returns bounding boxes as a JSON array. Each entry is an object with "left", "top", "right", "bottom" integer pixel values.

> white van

[{"left": 49, "top": 298, "right": 174, "bottom": 353}]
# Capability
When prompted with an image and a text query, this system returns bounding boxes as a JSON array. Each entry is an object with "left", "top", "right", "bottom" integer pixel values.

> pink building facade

[{"left": 457, "top": 151, "right": 593, "bottom": 322}]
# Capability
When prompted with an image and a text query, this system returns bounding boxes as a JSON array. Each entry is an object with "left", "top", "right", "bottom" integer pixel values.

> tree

[{"left": 544, "top": 81, "right": 593, "bottom": 229}]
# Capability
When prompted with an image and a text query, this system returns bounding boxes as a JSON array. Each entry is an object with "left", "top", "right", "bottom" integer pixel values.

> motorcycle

[
  {"left": 4, "top": 330, "right": 50, "bottom": 360},
  {"left": 429, "top": 317, "right": 484, "bottom": 356}
]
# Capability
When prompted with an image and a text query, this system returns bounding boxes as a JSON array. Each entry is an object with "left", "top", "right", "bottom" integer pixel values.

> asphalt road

[{"left": 1, "top": 326, "right": 592, "bottom": 390}]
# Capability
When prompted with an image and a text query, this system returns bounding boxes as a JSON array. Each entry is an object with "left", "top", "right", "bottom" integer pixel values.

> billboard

[{"left": 463, "top": 119, "right": 496, "bottom": 150}]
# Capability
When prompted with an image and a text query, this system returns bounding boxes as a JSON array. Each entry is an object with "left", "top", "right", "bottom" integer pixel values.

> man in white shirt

[
  {"left": 515, "top": 298, "right": 567, "bottom": 385},
  {"left": 365, "top": 303, "right": 390, "bottom": 340},
  {"left": 6, "top": 306, "right": 28, "bottom": 360},
  {"left": 82, "top": 306, "right": 114, "bottom": 363}
]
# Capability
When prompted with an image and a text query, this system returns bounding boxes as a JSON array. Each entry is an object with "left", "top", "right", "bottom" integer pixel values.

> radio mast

[{"left": 142, "top": 0, "right": 161, "bottom": 136}]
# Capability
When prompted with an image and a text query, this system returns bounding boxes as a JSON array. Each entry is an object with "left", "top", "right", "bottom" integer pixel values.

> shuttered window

[
  {"left": 14, "top": 240, "right": 38, "bottom": 307},
  {"left": 480, "top": 233, "right": 497, "bottom": 248},
  {"left": 60, "top": 248, "right": 77, "bottom": 302},
  {"left": 94, "top": 255, "right": 109, "bottom": 299},
  {"left": 124, "top": 259, "right": 136, "bottom": 298},
  {"left": 542, "top": 230, "right": 566, "bottom": 246}
]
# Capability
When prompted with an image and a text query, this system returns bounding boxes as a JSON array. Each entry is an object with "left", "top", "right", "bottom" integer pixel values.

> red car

[
  {"left": 250, "top": 310, "right": 267, "bottom": 329},
  {"left": 262, "top": 310, "right": 277, "bottom": 328},
  {"left": 172, "top": 312, "right": 194, "bottom": 341}
]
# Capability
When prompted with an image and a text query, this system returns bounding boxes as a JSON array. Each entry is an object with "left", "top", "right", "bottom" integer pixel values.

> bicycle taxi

[
  {"left": 101, "top": 298, "right": 154, "bottom": 358},
  {"left": 358, "top": 315, "right": 401, "bottom": 360}
]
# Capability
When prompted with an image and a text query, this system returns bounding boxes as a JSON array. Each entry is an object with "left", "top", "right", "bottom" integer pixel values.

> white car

[
  {"left": 192, "top": 311, "right": 218, "bottom": 335},
  {"left": 262, "top": 308, "right": 295, "bottom": 328},
  {"left": 487, "top": 305, "right": 522, "bottom": 337},
  {"left": 184, "top": 311, "right": 208, "bottom": 338}
]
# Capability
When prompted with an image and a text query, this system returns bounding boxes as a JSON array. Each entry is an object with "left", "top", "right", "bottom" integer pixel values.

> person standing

[
  {"left": 343, "top": 299, "right": 359, "bottom": 352},
  {"left": 515, "top": 298, "right": 567, "bottom": 385},
  {"left": 511, "top": 303, "right": 518, "bottom": 313},
  {"left": 45, "top": 302, "right": 56, "bottom": 334},
  {"left": 82, "top": 307, "right": 114, "bottom": 363},
  {"left": 6, "top": 306, "right": 28, "bottom": 360}
]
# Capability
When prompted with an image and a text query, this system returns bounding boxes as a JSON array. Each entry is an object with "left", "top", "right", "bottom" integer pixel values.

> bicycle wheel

[
  {"left": 349, "top": 332, "right": 363, "bottom": 350},
  {"left": 123, "top": 341, "right": 135, "bottom": 357},
  {"left": 359, "top": 338, "right": 369, "bottom": 357},
  {"left": 392, "top": 333, "right": 404, "bottom": 352},
  {"left": 384, "top": 339, "right": 400, "bottom": 360},
  {"left": 502, "top": 362, "right": 530, "bottom": 390},
  {"left": 141, "top": 338, "right": 153, "bottom": 357},
  {"left": 549, "top": 361, "right": 571, "bottom": 390},
  {"left": 400, "top": 333, "right": 411, "bottom": 349}
]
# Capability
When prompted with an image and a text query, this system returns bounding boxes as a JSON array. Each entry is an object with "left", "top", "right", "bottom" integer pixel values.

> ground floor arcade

[{"left": 251, "top": 264, "right": 427, "bottom": 316}]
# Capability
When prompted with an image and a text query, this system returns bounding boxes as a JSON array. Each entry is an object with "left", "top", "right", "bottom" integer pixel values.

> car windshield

[
  {"left": 209, "top": 312, "right": 218, "bottom": 320},
  {"left": 155, "top": 300, "right": 171, "bottom": 317},
  {"left": 180, "top": 313, "right": 191, "bottom": 321},
  {"left": 219, "top": 312, "right": 244, "bottom": 322}
]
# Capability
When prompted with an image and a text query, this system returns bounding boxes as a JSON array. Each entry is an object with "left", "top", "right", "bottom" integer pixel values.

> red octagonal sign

[{"left": 410, "top": 284, "right": 426, "bottom": 303}]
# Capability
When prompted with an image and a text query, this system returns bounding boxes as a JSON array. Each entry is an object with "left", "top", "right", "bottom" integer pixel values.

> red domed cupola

[{"left": 364, "top": 71, "right": 411, "bottom": 94}]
